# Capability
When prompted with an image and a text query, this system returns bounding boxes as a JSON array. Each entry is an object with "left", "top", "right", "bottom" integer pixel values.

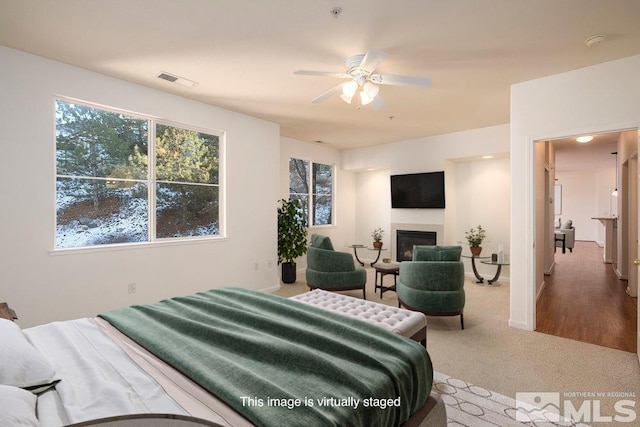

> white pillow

[
  {"left": 0, "top": 384, "right": 40, "bottom": 426},
  {"left": 0, "top": 319, "right": 60, "bottom": 393}
]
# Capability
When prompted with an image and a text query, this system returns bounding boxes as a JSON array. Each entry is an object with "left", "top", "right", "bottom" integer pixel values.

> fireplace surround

[
  {"left": 391, "top": 223, "right": 444, "bottom": 262},
  {"left": 396, "top": 230, "right": 437, "bottom": 261}
]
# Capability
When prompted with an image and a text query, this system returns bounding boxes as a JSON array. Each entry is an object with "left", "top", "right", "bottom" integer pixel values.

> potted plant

[
  {"left": 277, "top": 199, "right": 308, "bottom": 283},
  {"left": 465, "top": 225, "right": 486, "bottom": 256},
  {"left": 371, "top": 227, "right": 384, "bottom": 249}
]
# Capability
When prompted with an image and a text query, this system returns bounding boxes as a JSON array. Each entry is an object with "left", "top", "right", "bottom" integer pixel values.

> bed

[{"left": 1, "top": 288, "right": 446, "bottom": 426}]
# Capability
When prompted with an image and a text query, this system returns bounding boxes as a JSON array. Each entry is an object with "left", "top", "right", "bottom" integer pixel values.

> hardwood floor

[{"left": 536, "top": 241, "right": 638, "bottom": 353}]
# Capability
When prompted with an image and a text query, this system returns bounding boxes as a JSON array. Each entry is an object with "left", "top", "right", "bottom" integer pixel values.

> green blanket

[{"left": 99, "top": 288, "right": 431, "bottom": 427}]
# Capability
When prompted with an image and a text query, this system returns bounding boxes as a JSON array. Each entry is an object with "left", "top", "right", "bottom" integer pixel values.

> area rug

[{"left": 433, "top": 372, "right": 589, "bottom": 426}]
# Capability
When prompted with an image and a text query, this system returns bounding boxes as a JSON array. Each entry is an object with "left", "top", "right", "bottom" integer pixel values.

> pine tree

[
  {"left": 56, "top": 100, "right": 148, "bottom": 208},
  {"left": 155, "top": 124, "right": 219, "bottom": 232}
]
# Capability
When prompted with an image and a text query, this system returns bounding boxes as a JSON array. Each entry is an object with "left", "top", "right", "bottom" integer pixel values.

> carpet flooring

[{"left": 274, "top": 256, "right": 640, "bottom": 426}]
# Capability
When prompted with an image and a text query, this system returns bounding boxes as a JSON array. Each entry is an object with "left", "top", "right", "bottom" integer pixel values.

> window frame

[
  {"left": 288, "top": 157, "right": 335, "bottom": 227},
  {"left": 53, "top": 96, "right": 226, "bottom": 253}
]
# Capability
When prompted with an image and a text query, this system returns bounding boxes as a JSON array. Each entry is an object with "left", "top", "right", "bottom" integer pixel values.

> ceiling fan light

[
  {"left": 340, "top": 93, "right": 353, "bottom": 104},
  {"left": 363, "top": 81, "right": 379, "bottom": 97},
  {"left": 359, "top": 82, "right": 380, "bottom": 105},
  {"left": 360, "top": 91, "right": 375, "bottom": 105},
  {"left": 342, "top": 81, "right": 358, "bottom": 97}
]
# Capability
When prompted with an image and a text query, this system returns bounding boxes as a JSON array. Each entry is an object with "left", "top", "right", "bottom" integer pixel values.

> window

[
  {"left": 55, "top": 99, "right": 221, "bottom": 249},
  {"left": 289, "top": 158, "right": 333, "bottom": 226}
]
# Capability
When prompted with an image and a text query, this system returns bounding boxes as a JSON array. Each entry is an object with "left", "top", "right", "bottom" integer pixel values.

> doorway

[
  {"left": 536, "top": 241, "right": 636, "bottom": 351},
  {"left": 534, "top": 130, "right": 639, "bottom": 352}
]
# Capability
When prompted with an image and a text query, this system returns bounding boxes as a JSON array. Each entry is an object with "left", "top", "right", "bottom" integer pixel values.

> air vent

[
  {"left": 156, "top": 71, "right": 198, "bottom": 88},
  {"left": 158, "top": 72, "right": 178, "bottom": 83}
]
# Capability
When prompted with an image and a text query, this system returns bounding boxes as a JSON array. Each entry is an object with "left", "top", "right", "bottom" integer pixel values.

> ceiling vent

[{"left": 157, "top": 72, "right": 198, "bottom": 88}]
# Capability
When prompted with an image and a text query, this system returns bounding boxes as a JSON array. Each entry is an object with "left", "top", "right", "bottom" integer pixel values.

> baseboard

[
  {"left": 508, "top": 319, "right": 532, "bottom": 330},
  {"left": 536, "top": 280, "right": 547, "bottom": 302},
  {"left": 544, "top": 263, "right": 554, "bottom": 276},
  {"left": 464, "top": 272, "right": 510, "bottom": 283},
  {"left": 464, "top": 272, "right": 486, "bottom": 282},
  {"left": 614, "top": 267, "right": 628, "bottom": 280},
  {"left": 261, "top": 284, "right": 281, "bottom": 293}
]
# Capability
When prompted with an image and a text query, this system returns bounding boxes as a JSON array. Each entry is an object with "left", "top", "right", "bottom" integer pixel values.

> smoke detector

[{"left": 584, "top": 34, "right": 607, "bottom": 48}]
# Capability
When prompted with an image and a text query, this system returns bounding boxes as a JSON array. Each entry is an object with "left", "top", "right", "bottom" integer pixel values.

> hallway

[{"left": 536, "top": 241, "right": 637, "bottom": 352}]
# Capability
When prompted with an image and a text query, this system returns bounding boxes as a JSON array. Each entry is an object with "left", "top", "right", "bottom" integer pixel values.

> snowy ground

[{"left": 56, "top": 183, "right": 217, "bottom": 248}]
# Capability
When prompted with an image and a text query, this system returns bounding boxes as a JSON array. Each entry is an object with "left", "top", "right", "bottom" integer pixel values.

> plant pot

[
  {"left": 470, "top": 246, "right": 482, "bottom": 257},
  {"left": 373, "top": 241, "right": 383, "bottom": 249},
  {"left": 281, "top": 262, "right": 297, "bottom": 283}
]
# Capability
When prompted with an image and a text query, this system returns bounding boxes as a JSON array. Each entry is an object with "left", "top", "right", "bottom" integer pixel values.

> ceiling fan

[{"left": 294, "top": 49, "right": 431, "bottom": 108}]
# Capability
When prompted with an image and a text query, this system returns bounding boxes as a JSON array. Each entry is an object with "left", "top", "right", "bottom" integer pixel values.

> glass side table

[
  {"left": 349, "top": 244, "right": 367, "bottom": 266},
  {"left": 349, "top": 244, "right": 387, "bottom": 267},
  {"left": 461, "top": 254, "right": 490, "bottom": 284},
  {"left": 480, "top": 259, "right": 510, "bottom": 285}
]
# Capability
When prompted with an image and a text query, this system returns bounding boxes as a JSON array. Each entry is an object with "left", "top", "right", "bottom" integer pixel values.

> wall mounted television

[{"left": 390, "top": 171, "right": 445, "bottom": 208}]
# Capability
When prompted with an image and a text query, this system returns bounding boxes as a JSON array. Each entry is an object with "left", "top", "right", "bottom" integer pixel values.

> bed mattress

[{"left": 25, "top": 318, "right": 246, "bottom": 427}]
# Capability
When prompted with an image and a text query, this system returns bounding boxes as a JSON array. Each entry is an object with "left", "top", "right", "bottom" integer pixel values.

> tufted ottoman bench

[{"left": 290, "top": 289, "right": 427, "bottom": 347}]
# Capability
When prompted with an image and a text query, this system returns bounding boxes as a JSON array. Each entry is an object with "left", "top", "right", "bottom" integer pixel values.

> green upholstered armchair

[
  {"left": 305, "top": 234, "right": 367, "bottom": 299},
  {"left": 397, "top": 245, "right": 466, "bottom": 329}
]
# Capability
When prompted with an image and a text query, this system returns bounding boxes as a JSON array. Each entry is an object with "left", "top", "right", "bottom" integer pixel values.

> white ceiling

[
  {"left": 1, "top": 0, "right": 640, "bottom": 150},
  {"left": 552, "top": 132, "right": 620, "bottom": 174}
]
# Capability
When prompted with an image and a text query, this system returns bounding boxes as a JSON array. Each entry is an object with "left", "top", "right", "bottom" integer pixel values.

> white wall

[
  {"left": 454, "top": 157, "right": 511, "bottom": 279},
  {"left": 510, "top": 54, "right": 640, "bottom": 330},
  {"left": 355, "top": 170, "right": 392, "bottom": 253},
  {"left": 342, "top": 124, "right": 511, "bottom": 278},
  {"left": 279, "top": 137, "right": 357, "bottom": 272},
  {"left": 555, "top": 168, "right": 615, "bottom": 244},
  {"left": 0, "top": 47, "right": 280, "bottom": 327}
]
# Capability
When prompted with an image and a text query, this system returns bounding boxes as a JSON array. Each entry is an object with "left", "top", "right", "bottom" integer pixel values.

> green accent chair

[
  {"left": 305, "top": 234, "right": 367, "bottom": 299},
  {"left": 397, "top": 245, "right": 466, "bottom": 329}
]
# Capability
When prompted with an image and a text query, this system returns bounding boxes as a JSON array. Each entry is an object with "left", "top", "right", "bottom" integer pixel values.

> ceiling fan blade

[
  {"left": 359, "top": 49, "right": 387, "bottom": 74},
  {"left": 370, "top": 73, "right": 431, "bottom": 88},
  {"left": 294, "top": 70, "right": 350, "bottom": 79},
  {"left": 311, "top": 84, "right": 343, "bottom": 104}
]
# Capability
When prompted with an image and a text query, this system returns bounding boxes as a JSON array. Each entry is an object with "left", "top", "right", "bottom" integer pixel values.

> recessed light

[
  {"left": 482, "top": 155, "right": 494, "bottom": 159},
  {"left": 576, "top": 135, "right": 593, "bottom": 143}
]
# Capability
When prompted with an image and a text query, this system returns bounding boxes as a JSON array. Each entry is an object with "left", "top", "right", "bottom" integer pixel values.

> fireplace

[{"left": 396, "top": 230, "right": 437, "bottom": 261}]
